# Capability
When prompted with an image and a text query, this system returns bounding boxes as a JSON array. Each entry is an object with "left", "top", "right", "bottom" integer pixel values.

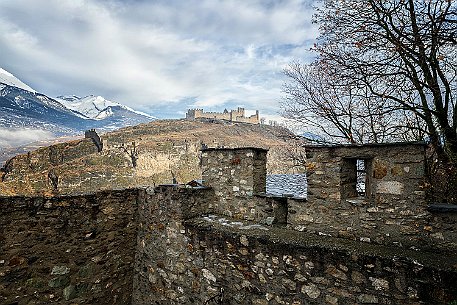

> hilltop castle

[{"left": 186, "top": 107, "right": 259, "bottom": 124}]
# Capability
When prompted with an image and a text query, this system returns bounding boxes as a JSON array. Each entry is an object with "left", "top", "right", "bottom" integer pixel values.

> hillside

[{"left": 0, "top": 119, "right": 306, "bottom": 196}]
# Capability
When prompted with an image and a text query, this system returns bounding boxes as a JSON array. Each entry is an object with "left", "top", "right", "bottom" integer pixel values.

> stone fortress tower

[{"left": 186, "top": 107, "right": 260, "bottom": 124}]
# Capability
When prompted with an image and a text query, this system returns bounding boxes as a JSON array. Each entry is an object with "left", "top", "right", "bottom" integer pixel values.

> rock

[
  {"left": 369, "top": 277, "right": 389, "bottom": 290},
  {"left": 326, "top": 265, "right": 347, "bottom": 281},
  {"left": 202, "top": 268, "right": 216, "bottom": 282},
  {"left": 26, "top": 277, "right": 45, "bottom": 288},
  {"left": 311, "top": 277, "right": 330, "bottom": 285},
  {"left": 51, "top": 265, "right": 70, "bottom": 275},
  {"left": 282, "top": 278, "right": 296, "bottom": 290},
  {"left": 325, "top": 295, "right": 338, "bottom": 305},
  {"left": 48, "top": 276, "right": 70, "bottom": 288},
  {"left": 431, "top": 232, "right": 445, "bottom": 240},
  {"left": 357, "top": 294, "right": 379, "bottom": 303},
  {"left": 301, "top": 283, "right": 321, "bottom": 299},
  {"left": 175, "top": 262, "right": 186, "bottom": 274},
  {"left": 240, "top": 235, "right": 249, "bottom": 246},
  {"left": 351, "top": 271, "right": 366, "bottom": 284},
  {"left": 63, "top": 285, "right": 77, "bottom": 301}
]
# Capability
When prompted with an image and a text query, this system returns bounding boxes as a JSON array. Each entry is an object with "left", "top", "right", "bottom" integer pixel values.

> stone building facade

[
  {"left": 186, "top": 107, "right": 260, "bottom": 124},
  {"left": 304, "top": 142, "right": 426, "bottom": 205}
]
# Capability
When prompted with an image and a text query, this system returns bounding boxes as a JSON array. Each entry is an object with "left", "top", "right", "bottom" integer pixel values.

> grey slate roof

[{"left": 266, "top": 174, "right": 307, "bottom": 199}]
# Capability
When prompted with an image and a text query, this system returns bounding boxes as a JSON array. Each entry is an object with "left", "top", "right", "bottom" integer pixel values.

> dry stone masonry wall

[
  {"left": 201, "top": 147, "right": 268, "bottom": 220},
  {"left": 0, "top": 189, "right": 139, "bottom": 305},
  {"left": 296, "top": 143, "right": 457, "bottom": 251},
  {"left": 1, "top": 144, "right": 457, "bottom": 305},
  {"left": 133, "top": 186, "right": 457, "bottom": 305}
]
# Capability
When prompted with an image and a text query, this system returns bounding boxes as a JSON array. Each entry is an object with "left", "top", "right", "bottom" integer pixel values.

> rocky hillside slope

[{"left": 0, "top": 119, "right": 306, "bottom": 196}]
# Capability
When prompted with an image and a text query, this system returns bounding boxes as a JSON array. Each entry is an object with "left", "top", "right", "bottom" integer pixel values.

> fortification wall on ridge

[{"left": 186, "top": 107, "right": 260, "bottom": 124}]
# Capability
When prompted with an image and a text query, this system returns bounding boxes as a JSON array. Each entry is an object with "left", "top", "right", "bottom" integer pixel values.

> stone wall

[
  {"left": 305, "top": 143, "right": 426, "bottom": 205},
  {"left": 133, "top": 186, "right": 457, "bottom": 305},
  {"left": 2, "top": 143, "right": 457, "bottom": 305},
  {"left": 84, "top": 129, "right": 103, "bottom": 152},
  {"left": 0, "top": 189, "right": 139, "bottom": 305},
  {"left": 293, "top": 143, "right": 457, "bottom": 250},
  {"left": 201, "top": 147, "right": 268, "bottom": 220}
]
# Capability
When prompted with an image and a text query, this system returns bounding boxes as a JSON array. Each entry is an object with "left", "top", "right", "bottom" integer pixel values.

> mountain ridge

[{"left": 0, "top": 67, "right": 155, "bottom": 144}]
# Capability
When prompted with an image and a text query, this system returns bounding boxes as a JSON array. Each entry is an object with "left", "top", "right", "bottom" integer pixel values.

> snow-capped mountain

[
  {"left": 0, "top": 68, "right": 36, "bottom": 93},
  {"left": 56, "top": 95, "right": 155, "bottom": 121},
  {"left": 0, "top": 67, "right": 155, "bottom": 143}
]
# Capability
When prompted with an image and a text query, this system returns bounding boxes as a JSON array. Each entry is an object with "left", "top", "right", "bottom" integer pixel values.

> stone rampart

[
  {"left": 305, "top": 143, "right": 426, "bottom": 205},
  {"left": 133, "top": 185, "right": 457, "bottom": 305},
  {"left": 294, "top": 143, "right": 457, "bottom": 250},
  {"left": 201, "top": 147, "right": 268, "bottom": 220},
  {"left": 0, "top": 189, "right": 140, "bottom": 305},
  {"left": 84, "top": 129, "right": 103, "bottom": 152},
  {"left": 2, "top": 144, "right": 457, "bottom": 305}
]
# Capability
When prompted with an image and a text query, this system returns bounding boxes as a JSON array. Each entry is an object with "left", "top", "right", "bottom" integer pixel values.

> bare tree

[
  {"left": 282, "top": 61, "right": 426, "bottom": 144},
  {"left": 284, "top": 0, "right": 457, "bottom": 165},
  {"left": 122, "top": 142, "right": 139, "bottom": 168},
  {"left": 325, "top": 0, "right": 455, "bottom": 161}
]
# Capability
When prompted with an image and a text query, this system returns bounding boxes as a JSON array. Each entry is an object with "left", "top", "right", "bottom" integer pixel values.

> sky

[{"left": 0, "top": 0, "right": 318, "bottom": 119}]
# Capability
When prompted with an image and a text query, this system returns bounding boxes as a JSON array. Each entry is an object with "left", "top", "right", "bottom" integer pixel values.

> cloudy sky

[{"left": 0, "top": 0, "right": 318, "bottom": 119}]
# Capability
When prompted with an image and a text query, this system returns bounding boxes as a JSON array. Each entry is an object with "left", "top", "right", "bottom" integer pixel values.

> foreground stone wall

[
  {"left": 287, "top": 196, "right": 457, "bottom": 251},
  {"left": 1, "top": 185, "right": 456, "bottom": 305},
  {"left": 289, "top": 143, "right": 457, "bottom": 250},
  {"left": 133, "top": 186, "right": 457, "bottom": 305},
  {"left": 305, "top": 143, "right": 426, "bottom": 205},
  {"left": 201, "top": 147, "right": 268, "bottom": 220},
  {"left": 0, "top": 189, "right": 139, "bottom": 305}
]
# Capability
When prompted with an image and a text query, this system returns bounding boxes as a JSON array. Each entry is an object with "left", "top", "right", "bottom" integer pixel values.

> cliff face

[{"left": 0, "top": 119, "right": 306, "bottom": 196}]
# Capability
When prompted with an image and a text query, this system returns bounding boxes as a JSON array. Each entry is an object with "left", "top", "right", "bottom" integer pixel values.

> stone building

[{"left": 186, "top": 107, "right": 259, "bottom": 124}]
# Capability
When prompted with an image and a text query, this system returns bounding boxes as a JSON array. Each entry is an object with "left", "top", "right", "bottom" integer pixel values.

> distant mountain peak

[
  {"left": 0, "top": 68, "right": 156, "bottom": 147},
  {"left": 0, "top": 68, "right": 36, "bottom": 93},
  {"left": 57, "top": 95, "right": 155, "bottom": 120}
]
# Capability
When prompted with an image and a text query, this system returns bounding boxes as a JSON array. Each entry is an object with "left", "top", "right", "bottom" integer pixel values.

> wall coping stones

[
  {"left": 255, "top": 193, "right": 307, "bottom": 202},
  {"left": 428, "top": 204, "right": 457, "bottom": 213},
  {"left": 304, "top": 141, "right": 427, "bottom": 149},
  {"left": 185, "top": 215, "right": 457, "bottom": 271},
  {"left": 201, "top": 147, "right": 269, "bottom": 153}
]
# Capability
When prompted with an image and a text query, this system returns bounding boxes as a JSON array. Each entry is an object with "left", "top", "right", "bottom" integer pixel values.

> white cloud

[
  {"left": 0, "top": 0, "right": 318, "bottom": 118},
  {"left": 0, "top": 128, "right": 54, "bottom": 148}
]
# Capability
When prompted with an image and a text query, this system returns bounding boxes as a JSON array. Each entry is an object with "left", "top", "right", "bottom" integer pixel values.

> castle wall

[
  {"left": 290, "top": 143, "right": 454, "bottom": 249},
  {"left": 186, "top": 108, "right": 259, "bottom": 124},
  {"left": 2, "top": 144, "right": 457, "bottom": 305},
  {"left": 201, "top": 147, "right": 269, "bottom": 220},
  {"left": 133, "top": 186, "right": 457, "bottom": 305},
  {"left": 0, "top": 189, "right": 140, "bottom": 305},
  {"left": 199, "top": 145, "right": 457, "bottom": 250},
  {"left": 305, "top": 143, "right": 426, "bottom": 205},
  {"left": 84, "top": 129, "right": 103, "bottom": 152}
]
